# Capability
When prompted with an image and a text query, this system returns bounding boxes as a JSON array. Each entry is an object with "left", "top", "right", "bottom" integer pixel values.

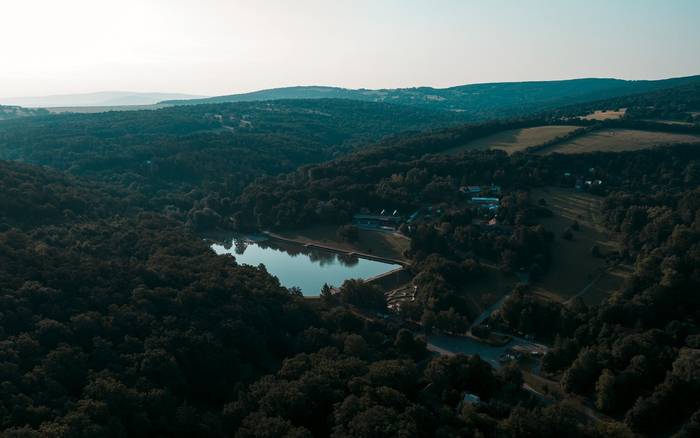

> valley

[
  {"left": 2, "top": 1, "right": 700, "bottom": 435},
  {"left": 1, "top": 75, "right": 700, "bottom": 437}
]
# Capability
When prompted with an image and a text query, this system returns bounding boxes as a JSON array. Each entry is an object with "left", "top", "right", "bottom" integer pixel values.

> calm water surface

[{"left": 210, "top": 236, "right": 401, "bottom": 296}]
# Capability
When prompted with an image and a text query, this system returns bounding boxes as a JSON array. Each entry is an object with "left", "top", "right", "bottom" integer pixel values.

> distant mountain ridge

[
  {"left": 162, "top": 75, "right": 700, "bottom": 121},
  {"left": 0, "top": 91, "right": 206, "bottom": 108}
]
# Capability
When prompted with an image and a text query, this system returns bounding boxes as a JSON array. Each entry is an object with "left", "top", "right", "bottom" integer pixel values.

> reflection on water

[
  {"left": 209, "top": 235, "right": 400, "bottom": 296},
  {"left": 234, "top": 240, "right": 247, "bottom": 255}
]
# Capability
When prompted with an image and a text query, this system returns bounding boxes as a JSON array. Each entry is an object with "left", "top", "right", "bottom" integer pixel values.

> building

[
  {"left": 352, "top": 214, "right": 402, "bottom": 231},
  {"left": 459, "top": 185, "right": 482, "bottom": 195},
  {"left": 470, "top": 197, "right": 500, "bottom": 205}
]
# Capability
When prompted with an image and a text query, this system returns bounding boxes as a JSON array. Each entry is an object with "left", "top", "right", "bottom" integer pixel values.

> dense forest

[
  {"left": 0, "top": 158, "right": 622, "bottom": 437},
  {"left": 550, "top": 81, "right": 700, "bottom": 123},
  {"left": 2, "top": 79, "right": 700, "bottom": 436},
  {"left": 0, "top": 99, "right": 469, "bottom": 228},
  {"left": 0, "top": 105, "right": 48, "bottom": 121},
  {"left": 4, "top": 141, "right": 699, "bottom": 435}
]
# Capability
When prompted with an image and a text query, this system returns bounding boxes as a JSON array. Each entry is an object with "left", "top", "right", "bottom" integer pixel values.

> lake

[{"left": 209, "top": 236, "right": 402, "bottom": 296}]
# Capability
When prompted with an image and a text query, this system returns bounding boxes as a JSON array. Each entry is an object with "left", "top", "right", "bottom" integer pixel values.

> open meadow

[
  {"left": 540, "top": 128, "right": 700, "bottom": 154},
  {"left": 444, "top": 125, "right": 580, "bottom": 155},
  {"left": 529, "top": 187, "right": 629, "bottom": 305},
  {"left": 274, "top": 225, "right": 411, "bottom": 262}
]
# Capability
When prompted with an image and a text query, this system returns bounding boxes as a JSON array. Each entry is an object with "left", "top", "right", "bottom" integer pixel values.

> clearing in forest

[
  {"left": 274, "top": 225, "right": 410, "bottom": 262},
  {"left": 530, "top": 187, "right": 629, "bottom": 305},
  {"left": 579, "top": 108, "right": 626, "bottom": 121},
  {"left": 444, "top": 125, "right": 580, "bottom": 155},
  {"left": 539, "top": 129, "right": 700, "bottom": 155}
]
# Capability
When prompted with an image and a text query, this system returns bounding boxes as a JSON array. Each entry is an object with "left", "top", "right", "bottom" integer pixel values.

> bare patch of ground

[{"left": 579, "top": 108, "right": 626, "bottom": 121}]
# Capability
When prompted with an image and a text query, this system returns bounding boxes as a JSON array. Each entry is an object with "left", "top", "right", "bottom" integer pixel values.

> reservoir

[{"left": 210, "top": 236, "right": 402, "bottom": 296}]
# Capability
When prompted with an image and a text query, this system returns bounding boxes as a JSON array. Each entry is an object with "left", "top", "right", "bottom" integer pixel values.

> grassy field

[
  {"left": 530, "top": 187, "right": 628, "bottom": 304},
  {"left": 540, "top": 129, "right": 700, "bottom": 155},
  {"left": 444, "top": 125, "right": 580, "bottom": 155},
  {"left": 642, "top": 119, "right": 697, "bottom": 126},
  {"left": 275, "top": 225, "right": 411, "bottom": 262},
  {"left": 579, "top": 108, "right": 626, "bottom": 121}
]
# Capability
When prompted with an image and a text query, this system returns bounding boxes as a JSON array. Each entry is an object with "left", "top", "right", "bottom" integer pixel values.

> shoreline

[{"left": 262, "top": 231, "right": 410, "bottom": 266}]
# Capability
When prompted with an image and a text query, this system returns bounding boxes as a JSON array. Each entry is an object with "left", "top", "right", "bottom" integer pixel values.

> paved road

[
  {"left": 426, "top": 333, "right": 546, "bottom": 370},
  {"left": 470, "top": 293, "right": 510, "bottom": 328}
]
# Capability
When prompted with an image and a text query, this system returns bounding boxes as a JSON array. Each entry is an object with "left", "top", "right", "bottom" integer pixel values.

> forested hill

[
  {"left": 0, "top": 99, "right": 466, "bottom": 228},
  {"left": 0, "top": 99, "right": 465, "bottom": 173},
  {"left": 1, "top": 157, "right": 592, "bottom": 437},
  {"left": 550, "top": 81, "right": 700, "bottom": 121},
  {"left": 0, "top": 105, "right": 48, "bottom": 120},
  {"left": 162, "top": 75, "right": 700, "bottom": 121}
]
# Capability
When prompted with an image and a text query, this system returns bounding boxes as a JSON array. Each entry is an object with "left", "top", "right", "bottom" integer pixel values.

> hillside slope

[
  {"left": 163, "top": 75, "right": 700, "bottom": 121},
  {"left": 0, "top": 99, "right": 466, "bottom": 226}
]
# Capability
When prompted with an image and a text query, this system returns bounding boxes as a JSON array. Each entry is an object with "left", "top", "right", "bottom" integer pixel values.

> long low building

[
  {"left": 352, "top": 214, "right": 402, "bottom": 230},
  {"left": 470, "top": 197, "right": 500, "bottom": 205}
]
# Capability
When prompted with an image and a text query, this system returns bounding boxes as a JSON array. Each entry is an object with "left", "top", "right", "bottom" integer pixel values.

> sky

[{"left": 1, "top": 0, "right": 699, "bottom": 97}]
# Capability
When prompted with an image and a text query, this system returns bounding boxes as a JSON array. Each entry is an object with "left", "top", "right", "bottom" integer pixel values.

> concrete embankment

[
  {"left": 365, "top": 267, "right": 413, "bottom": 291},
  {"left": 263, "top": 231, "right": 408, "bottom": 266}
]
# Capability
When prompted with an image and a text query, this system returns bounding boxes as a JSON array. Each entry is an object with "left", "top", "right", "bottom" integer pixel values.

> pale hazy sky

[{"left": 1, "top": 0, "right": 699, "bottom": 97}]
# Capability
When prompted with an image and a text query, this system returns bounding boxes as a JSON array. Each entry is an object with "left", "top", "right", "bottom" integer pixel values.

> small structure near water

[{"left": 352, "top": 213, "right": 402, "bottom": 231}]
